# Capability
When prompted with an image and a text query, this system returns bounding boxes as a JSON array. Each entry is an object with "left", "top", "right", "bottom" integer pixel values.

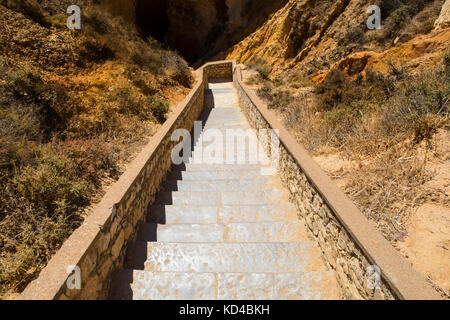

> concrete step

[
  {"left": 193, "top": 134, "right": 259, "bottom": 142},
  {"left": 189, "top": 152, "right": 265, "bottom": 160},
  {"left": 138, "top": 221, "right": 306, "bottom": 243},
  {"left": 138, "top": 223, "right": 224, "bottom": 243},
  {"left": 110, "top": 270, "right": 215, "bottom": 300},
  {"left": 226, "top": 221, "right": 306, "bottom": 242},
  {"left": 187, "top": 159, "right": 272, "bottom": 167},
  {"left": 166, "top": 170, "right": 275, "bottom": 182},
  {"left": 112, "top": 270, "right": 337, "bottom": 300},
  {"left": 200, "top": 125, "right": 250, "bottom": 131},
  {"left": 147, "top": 203, "right": 298, "bottom": 224},
  {"left": 217, "top": 271, "right": 336, "bottom": 300},
  {"left": 180, "top": 169, "right": 266, "bottom": 180},
  {"left": 201, "top": 123, "right": 249, "bottom": 129},
  {"left": 127, "top": 242, "right": 313, "bottom": 273},
  {"left": 184, "top": 163, "right": 265, "bottom": 172},
  {"left": 157, "top": 190, "right": 288, "bottom": 206},
  {"left": 163, "top": 178, "right": 281, "bottom": 192}
]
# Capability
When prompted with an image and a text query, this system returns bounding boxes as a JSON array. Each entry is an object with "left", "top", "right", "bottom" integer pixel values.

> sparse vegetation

[
  {"left": 148, "top": 96, "right": 170, "bottom": 123},
  {"left": 0, "top": 1, "right": 193, "bottom": 299},
  {"left": 371, "top": 0, "right": 444, "bottom": 45},
  {"left": 47, "top": 13, "right": 68, "bottom": 29},
  {"left": 253, "top": 56, "right": 449, "bottom": 244},
  {"left": 247, "top": 57, "right": 272, "bottom": 80}
]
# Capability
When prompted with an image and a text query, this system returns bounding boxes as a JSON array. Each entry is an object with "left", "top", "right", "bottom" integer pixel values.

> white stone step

[
  {"left": 128, "top": 242, "right": 313, "bottom": 273},
  {"left": 113, "top": 270, "right": 336, "bottom": 300},
  {"left": 226, "top": 221, "right": 306, "bottom": 242},
  {"left": 147, "top": 203, "right": 298, "bottom": 224},
  {"left": 184, "top": 164, "right": 264, "bottom": 172},
  {"left": 138, "top": 221, "right": 306, "bottom": 243},
  {"left": 181, "top": 169, "right": 268, "bottom": 180},
  {"left": 165, "top": 190, "right": 288, "bottom": 206},
  {"left": 171, "top": 178, "right": 281, "bottom": 192},
  {"left": 139, "top": 223, "right": 224, "bottom": 243}
]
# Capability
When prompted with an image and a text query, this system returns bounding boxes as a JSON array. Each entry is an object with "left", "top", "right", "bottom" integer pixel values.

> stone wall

[
  {"left": 233, "top": 65, "right": 441, "bottom": 300},
  {"left": 18, "top": 61, "right": 234, "bottom": 300},
  {"left": 204, "top": 61, "right": 234, "bottom": 80}
]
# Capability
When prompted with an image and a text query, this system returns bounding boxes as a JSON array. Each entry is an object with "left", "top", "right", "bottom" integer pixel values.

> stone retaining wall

[
  {"left": 204, "top": 61, "right": 234, "bottom": 79},
  {"left": 18, "top": 61, "right": 233, "bottom": 300},
  {"left": 233, "top": 64, "right": 441, "bottom": 300}
]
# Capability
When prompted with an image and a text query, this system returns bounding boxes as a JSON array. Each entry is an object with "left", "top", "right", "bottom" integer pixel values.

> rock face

[
  {"left": 224, "top": 0, "right": 450, "bottom": 78},
  {"left": 132, "top": 0, "right": 287, "bottom": 62},
  {"left": 312, "top": 29, "right": 450, "bottom": 83},
  {"left": 100, "top": 0, "right": 136, "bottom": 24},
  {"left": 435, "top": 0, "right": 450, "bottom": 30},
  {"left": 224, "top": 0, "right": 356, "bottom": 71}
]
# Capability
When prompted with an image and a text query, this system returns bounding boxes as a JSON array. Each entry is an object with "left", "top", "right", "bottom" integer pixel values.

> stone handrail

[
  {"left": 18, "top": 60, "right": 440, "bottom": 300},
  {"left": 232, "top": 64, "right": 441, "bottom": 300}
]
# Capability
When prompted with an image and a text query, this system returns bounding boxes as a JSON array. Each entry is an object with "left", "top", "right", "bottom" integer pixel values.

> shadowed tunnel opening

[
  {"left": 134, "top": 0, "right": 289, "bottom": 64},
  {"left": 135, "top": 0, "right": 169, "bottom": 44},
  {"left": 135, "top": 0, "right": 229, "bottom": 63}
]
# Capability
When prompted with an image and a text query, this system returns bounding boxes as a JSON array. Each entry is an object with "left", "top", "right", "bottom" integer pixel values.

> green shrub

[
  {"left": 47, "top": 13, "right": 67, "bottom": 29},
  {"left": 385, "top": 5, "right": 412, "bottom": 37},
  {"left": 148, "top": 96, "right": 170, "bottom": 123},
  {"left": 7, "top": 68, "right": 45, "bottom": 100}
]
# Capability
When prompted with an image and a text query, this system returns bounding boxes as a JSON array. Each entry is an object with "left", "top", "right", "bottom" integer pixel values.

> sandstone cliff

[
  {"left": 225, "top": 0, "right": 449, "bottom": 79},
  {"left": 435, "top": 0, "right": 450, "bottom": 29}
]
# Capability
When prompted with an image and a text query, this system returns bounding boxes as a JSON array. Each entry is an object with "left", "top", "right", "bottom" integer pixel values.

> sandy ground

[
  {"left": 313, "top": 129, "right": 450, "bottom": 296},
  {"left": 397, "top": 204, "right": 449, "bottom": 292}
]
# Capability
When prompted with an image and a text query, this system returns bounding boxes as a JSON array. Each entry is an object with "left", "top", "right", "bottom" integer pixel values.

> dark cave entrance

[
  {"left": 135, "top": 0, "right": 230, "bottom": 64},
  {"left": 134, "top": 0, "right": 288, "bottom": 65},
  {"left": 135, "top": 0, "right": 170, "bottom": 44}
]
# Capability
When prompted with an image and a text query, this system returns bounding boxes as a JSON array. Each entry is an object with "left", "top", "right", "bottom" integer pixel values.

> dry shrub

[
  {"left": 256, "top": 59, "right": 449, "bottom": 246},
  {"left": 247, "top": 57, "right": 272, "bottom": 80},
  {"left": 82, "top": 5, "right": 193, "bottom": 89},
  {"left": 397, "top": 0, "right": 444, "bottom": 42},
  {"left": 344, "top": 148, "right": 434, "bottom": 242},
  {"left": 4, "top": 67, "right": 71, "bottom": 137},
  {"left": 0, "top": 138, "right": 118, "bottom": 298},
  {"left": 369, "top": 0, "right": 443, "bottom": 46}
]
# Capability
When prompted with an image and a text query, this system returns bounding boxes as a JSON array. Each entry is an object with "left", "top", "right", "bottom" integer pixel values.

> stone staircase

[{"left": 109, "top": 81, "right": 339, "bottom": 300}]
